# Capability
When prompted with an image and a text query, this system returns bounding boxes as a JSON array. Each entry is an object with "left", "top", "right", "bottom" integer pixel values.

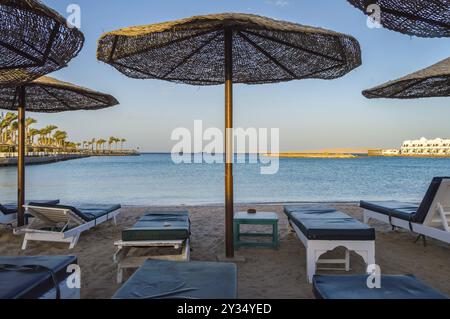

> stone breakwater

[{"left": 0, "top": 154, "right": 89, "bottom": 167}]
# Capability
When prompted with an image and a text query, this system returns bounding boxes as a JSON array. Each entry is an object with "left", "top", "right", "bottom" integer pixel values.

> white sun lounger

[
  {"left": 0, "top": 200, "right": 60, "bottom": 226},
  {"left": 361, "top": 177, "right": 450, "bottom": 244},
  {"left": 113, "top": 211, "right": 191, "bottom": 283},
  {"left": 14, "top": 203, "right": 121, "bottom": 249},
  {"left": 284, "top": 206, "right": 376, "bottom": 283}
]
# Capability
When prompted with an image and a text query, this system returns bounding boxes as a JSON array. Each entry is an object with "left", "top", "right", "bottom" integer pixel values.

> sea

[{"left": 1, "top": 153, "right": 449, "bottom": 206}]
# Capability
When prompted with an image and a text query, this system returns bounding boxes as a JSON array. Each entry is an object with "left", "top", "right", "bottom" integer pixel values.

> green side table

[{"left": 233, "top": 211, "right": 279, "bottom": 250}]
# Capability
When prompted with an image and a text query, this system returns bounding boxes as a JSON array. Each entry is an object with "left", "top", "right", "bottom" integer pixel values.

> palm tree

[
  {"left": 44, "top": 125, "right": 58, "bottom": 146},
  {"left": 25, "top": 118, "right": 36, "bottom": 130},
  {"left": 0, "top": 113, "right": 18, "bottom": 147},
  {"left": 28, "top": 128, "right": 40, "bottom": 146},
  {"left": 64, "top": 142, "right": 77, "bottom": 152},
  {"left": 95, "top": 139, "right": 102, "bottom": 153},
  {"left": 38, "top": 128, "right": 48, "bottom": 146},
  {"left": 0, "top": 117, "right": 7, "bottom": 145},
  {"left": 120, "top": 138, "right": 126, "bottom": 151},
  {"left": 0, "top": 113, "right": 7, "bottom": 144},
  {"left": 108, "top": 136, "right": 115, "bottom": 152},
  {"left": 9, "top": 121, "right": 18, "bottom": 145},
  {"left": 0, "top": 113, "right": 18, "bottom": 144},
  {"left": 53, "top": 130, "right": 68, "bottom": 148},
  {"left": 98, "top": 139, "right": 107, "bottom": 153},
  {"left": 91, "top": 138, "right": 96, "bottom": 152}
]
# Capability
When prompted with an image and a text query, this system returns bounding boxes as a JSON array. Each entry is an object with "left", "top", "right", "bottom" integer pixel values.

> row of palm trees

[
  {"left": 0, "top": 112, "right": 128, "bottom": 155},
  {"left": 81, "top": 137, "right": 127, "bottom": 153}
]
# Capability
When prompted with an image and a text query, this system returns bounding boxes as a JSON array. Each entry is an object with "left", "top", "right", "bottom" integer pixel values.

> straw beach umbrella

[
  {"left": 0, "top": 0, "right": 84, "bottom": 86},
  {"left": 347, "top": 0, "right": 450, "bottom": 38},
  {"left": 363, "top": 57, "right": 450, "bottom": 99},
  {"left": 0, "top": 76, "right": 119, "bottom": 226},
  {"left": 97, "top": 13, "right": 362, "bottom": 258}
]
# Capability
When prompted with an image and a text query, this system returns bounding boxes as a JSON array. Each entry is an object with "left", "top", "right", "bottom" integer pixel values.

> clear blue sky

[{"left": 32, "top": 0, "right": 450, "bottom": 152}]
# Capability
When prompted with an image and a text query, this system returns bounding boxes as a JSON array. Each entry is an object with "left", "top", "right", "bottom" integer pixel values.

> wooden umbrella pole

[
  {"left": 224, "top": 28, "right": 234, "bottom": 258},
  {"left": 17, "top": 86, "right": 26, "bottom": 227}
]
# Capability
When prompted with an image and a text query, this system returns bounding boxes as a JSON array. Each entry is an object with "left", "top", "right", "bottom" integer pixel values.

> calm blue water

[{"left": 0, "top": 154, "right": 449, "bottom": 205}]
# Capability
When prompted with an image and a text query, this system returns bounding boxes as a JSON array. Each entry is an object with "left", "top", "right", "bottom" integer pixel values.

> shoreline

[
  {"left": 117, "top": 200, "right": 423, "bottom": 207},
  {"left": 0, "top": 154, "right": 89, "bottom": 167},
  {"left": 0, "top": 152, "right": 141, "bottom": 167},
  {"left": 120, "top": 201, "right": 362, "bottom": 208},
  {"left": 264, "top": 153, "right": 360, "bottom": 159}
]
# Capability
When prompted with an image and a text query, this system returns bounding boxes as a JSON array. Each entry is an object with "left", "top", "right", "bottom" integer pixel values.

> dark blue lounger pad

[
  {"left": 284, "top": 206, "right": 375, "bottom": 241},
  {"left": 0, "top": 200, "right": 60, "bottom": 215},
  {"left": 284, "top": 205, "right": 337, "bottom": 215},
  {"left": 360, "top": 177, "right": 450, "bottom": 223},
  {"left": 113, "top": 260, "right": 237, "bottom": 299},
  {"left": 313, "top": 275, "right": 448, "bottom": 299},
  {"left": 360, "top": 200, "right": 419, "bottom": 221},
  {"left": 26, "top": 203, "right": 121, "bottom": 222},
  {"left": 0, "top": 256, "right": 77, "bottom": 299},
  {"left": 122, "top": 211, "right": 190, "bottom": 241}
]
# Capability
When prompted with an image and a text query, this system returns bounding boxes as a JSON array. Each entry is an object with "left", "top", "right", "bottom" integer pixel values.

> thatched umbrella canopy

[
  {"left": 0, "top": 76, "right": 120, "bottom": 112},
  {"left": 348, "top": 0, "right": 450, "bottom": 38},
  {"left": 363, "top": 57, "right": 450, "bottom": 99},
  {"left": 97, "top": 13, "right": 362, "bottom": 258},
  {"left": 0, "top": 76, "right": 119, "bottom": 226},
  {"left": 0, "top": 0, "right": 84, "bottom": 86},
  {"left": 97, "top": 13, "right": 361, "bottom": 84}
]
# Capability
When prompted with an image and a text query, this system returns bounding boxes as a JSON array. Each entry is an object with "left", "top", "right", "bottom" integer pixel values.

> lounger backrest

[
  {"left": 27, "top": 203, "right": 88, "bottom": 220},
  {"left": 25, "top": 205, "right": 85, "bottom": 226},
  {"left": 415, "top": 177, "right": 450, "bottom": 223}
]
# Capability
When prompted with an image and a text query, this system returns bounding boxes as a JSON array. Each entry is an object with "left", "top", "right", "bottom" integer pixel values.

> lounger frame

[
  {"left": 363, "top": 208, "right": 450, "bottom": 243},
  {"left": 40, "top": 280, "right": 81, "bottom": 299},
  {"left": 15, "top": 205, "right": 120, "bottom": 249},
  {"left": 0, "top": 212, "right": 16, "bottom": 226},
  {"left": 363, "top": 179, "right": 450, "bottom": 244},
  {"left": 289, "top": 221, "right": 375, "bottom": 283},
  {"left": 113, "top": 239, "right": 190, "bottom": 283}
]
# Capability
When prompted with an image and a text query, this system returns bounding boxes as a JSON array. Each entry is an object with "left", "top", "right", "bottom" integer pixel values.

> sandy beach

[{"left": 0, "top": 203, "right": 448, "bottom": 299}]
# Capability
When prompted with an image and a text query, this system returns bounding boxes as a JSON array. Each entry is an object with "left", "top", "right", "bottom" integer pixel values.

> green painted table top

[{"left": 234, "top": 212, "right": 279, "bottom": 222}]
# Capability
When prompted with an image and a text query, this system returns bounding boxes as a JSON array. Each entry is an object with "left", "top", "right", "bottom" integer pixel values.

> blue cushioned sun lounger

[
  {"left": 284, "top": 206, "right": 376, "bottom": 283},
  {"left": 15, "top": 203, "right": 121, "bottom": 249},
  {"left": 113, "top": 260, "right": 237, "bottom": 299},
  {"left": 122, "top": 211, "right": 190, "bottom": 241},
  {"left": 285, "top": 207, "right": 375, "bottom": 241},
  {"left": 0, "top": 200, "right": 60, "bottom": 225},
  {"left": 361, "top": 177, "right": 450, "bottom": 244},
  {"left": 0, "top": 256, "right": 79, "bottom": 299},
  {"left": 114, "top": 211, "right": 191, "bottom": 283},
  {"left": 0, "top": 204, "right": 18, "bottom": 216},
  {"left": 313, "top": 275, "right": 448, "bottom": 299}
]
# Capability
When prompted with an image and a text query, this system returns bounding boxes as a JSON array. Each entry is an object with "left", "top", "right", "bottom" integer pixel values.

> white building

[{"left": 401, "top": 137, "right": 450, "bottom": 156}]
